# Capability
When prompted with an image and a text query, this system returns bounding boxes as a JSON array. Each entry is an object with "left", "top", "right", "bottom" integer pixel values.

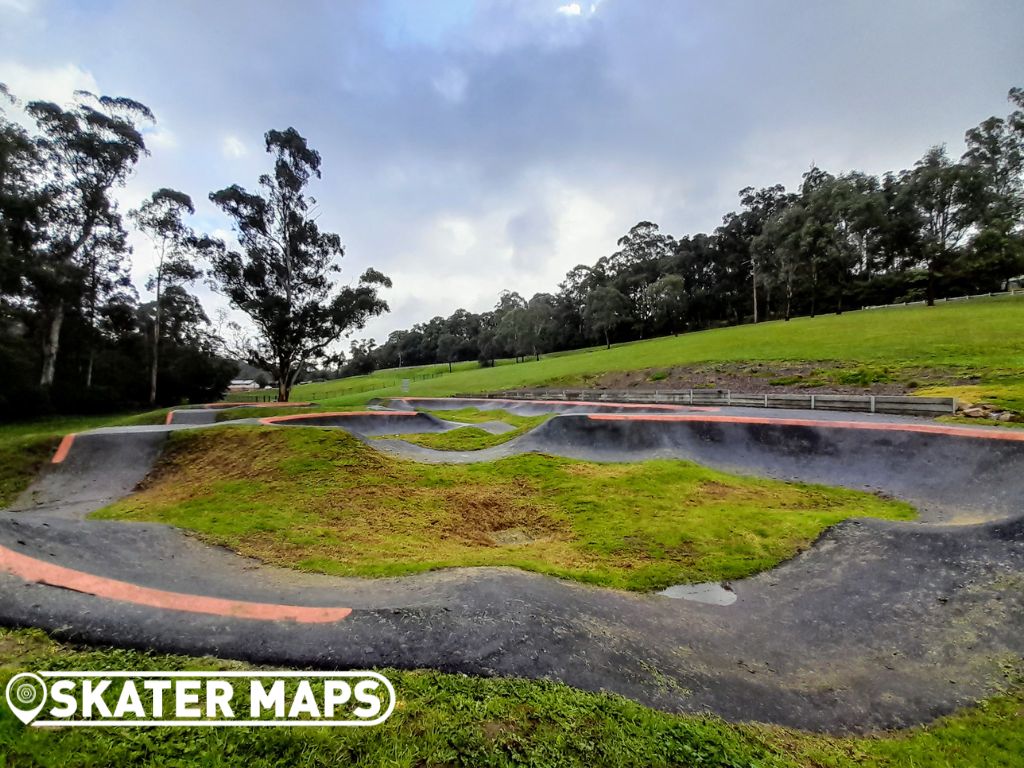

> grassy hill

[{"left": 290, "top": 297, "right": 1024, "bottom": 413}]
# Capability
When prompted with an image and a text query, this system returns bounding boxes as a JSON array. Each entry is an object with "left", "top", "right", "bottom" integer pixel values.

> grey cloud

[
  {"left": 2, "top": 0, "right": 1022, "bottom": 345},
  {"left": 506, "top": 205, "right": 556, "bottom": 272}
]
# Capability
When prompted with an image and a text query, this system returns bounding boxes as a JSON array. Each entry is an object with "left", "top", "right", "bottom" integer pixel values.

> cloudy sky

[{"left": 2, "top": 0, "right": 1023, "bottom": 345}]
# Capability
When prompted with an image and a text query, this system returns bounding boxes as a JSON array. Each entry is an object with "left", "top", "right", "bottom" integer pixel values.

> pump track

[{"left": 1, "top": 396, "right": 1022, "bottom": 732}]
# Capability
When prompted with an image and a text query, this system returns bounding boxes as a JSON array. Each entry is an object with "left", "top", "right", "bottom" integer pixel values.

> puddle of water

[{"left": 658, "top": 581, "right": 737, "bottom": 605}]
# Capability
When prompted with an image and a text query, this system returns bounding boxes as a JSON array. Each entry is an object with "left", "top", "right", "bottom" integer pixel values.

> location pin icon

[{"left": 5, "top": 673, "right": 48, "bottom": 725}]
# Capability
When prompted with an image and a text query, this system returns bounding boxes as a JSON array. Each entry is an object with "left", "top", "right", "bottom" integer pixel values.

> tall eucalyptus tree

[
  {"left": 209, "top": 128, "right": 390, "bottom": 401},
  {"left": 130, "top": 188, "right": 203, "bottom": 404},
  {"left": 26, "top": 91, "right": 152, "bottom": 387}
]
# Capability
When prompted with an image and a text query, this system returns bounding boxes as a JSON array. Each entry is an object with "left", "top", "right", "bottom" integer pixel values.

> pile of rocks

[{"left": 957, "top": 402, "right": 1021, "bottom": 422}]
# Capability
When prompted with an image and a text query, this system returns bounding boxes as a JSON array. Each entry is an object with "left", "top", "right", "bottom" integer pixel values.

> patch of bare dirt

[
  {"left": 572, "top": 362, "right": 977, "bottom": 396},
  {"left": 433, "top": 486, "right": 567, "bottom": 547},
  {"left": 491, "top": 528, "right": 538, "bottom": 546}
]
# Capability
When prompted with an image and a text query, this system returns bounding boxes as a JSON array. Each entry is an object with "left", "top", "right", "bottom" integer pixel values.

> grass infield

[
  {"left": 390, "top": 407, "right": 550, "bottom": 451},
  {"left": 95, "top": 425, "right": 914, "bottom": 590}
]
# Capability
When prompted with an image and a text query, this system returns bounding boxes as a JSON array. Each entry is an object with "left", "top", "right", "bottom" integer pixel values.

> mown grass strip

[{"left": 1, "top": 628, "right": 1021, "bottom": 768}]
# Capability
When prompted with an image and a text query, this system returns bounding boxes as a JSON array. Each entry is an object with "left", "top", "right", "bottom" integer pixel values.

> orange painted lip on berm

[{"left": 0, "top": 543, "right": 352, "bottom": 623}]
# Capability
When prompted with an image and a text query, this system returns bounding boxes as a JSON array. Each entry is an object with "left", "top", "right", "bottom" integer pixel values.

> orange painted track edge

[
  {"left": 51, "top": 434, "right": 76, "bottom": 464},
  {"left": 204, "top": 401, "right": 314, "bottom": 409},
  {"left": 0, "top": 544, "right": 352, "bottom": 624},
  {"left": 259, "top": 411, "right": 419, "bottom": 425},
  {"left": 586, "top": 413, "right": 1024, "bottom": 442},
  {"left": 167, "top": 402, "right": 318, "bottom": 424}
]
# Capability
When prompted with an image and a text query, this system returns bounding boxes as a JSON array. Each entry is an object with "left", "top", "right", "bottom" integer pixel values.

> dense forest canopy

[
  {"left": 366, "top": 87, "right": 1023, "bottom": 373},
  {"left": 0, "top": 85, "right": 233, "bottom": 417}
]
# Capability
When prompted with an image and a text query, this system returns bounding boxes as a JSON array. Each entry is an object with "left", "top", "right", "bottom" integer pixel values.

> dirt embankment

[{"left": 568, "top": 362, "right": 980, "bottom": 396}]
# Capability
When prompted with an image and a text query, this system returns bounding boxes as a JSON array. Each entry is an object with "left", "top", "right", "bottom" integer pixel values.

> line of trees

[
  {"left": 0, "top": 85, "right": 390, "bottom": 416},
  {"left": 0, "top": 85, "right": 233, "bottom": 417},
  {"left": 372, "top": 87, "right": 1024, "bottom": 372}
]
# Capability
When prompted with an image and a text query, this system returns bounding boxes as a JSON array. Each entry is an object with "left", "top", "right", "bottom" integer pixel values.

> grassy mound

[
  {"left": 918, "top": 382, "right": 1024, "bottom": 418},
  {"left": 396, "top": 425, "right": 522, "bottom": 451},
  {"left": 420, "top": 407, "right": 542, "bottom": 426},
  {"left": 395, "top": 408, "right": 549, "bottom": 451},
  {"left": 212, "top": 404, "right": 344, "bottom": 422},
  {"left": 95, "top": 425, "right": 914, "bottom": 590},
  {"left": 1, "top": 628, "right": 1021, "bottom": 767}
]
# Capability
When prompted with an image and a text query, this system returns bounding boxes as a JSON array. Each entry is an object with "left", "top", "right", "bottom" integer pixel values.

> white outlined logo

[
  {"left": 4, "top": 671, "right": 395, "bottom": 727},
  {"left": 5, "top": 673, "right": 48, "bottom": 724}
]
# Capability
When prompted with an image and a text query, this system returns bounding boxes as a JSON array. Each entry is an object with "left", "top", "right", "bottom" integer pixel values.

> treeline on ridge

[{"left": 367, "top": 87, "right": 1024, "bottom": 373}]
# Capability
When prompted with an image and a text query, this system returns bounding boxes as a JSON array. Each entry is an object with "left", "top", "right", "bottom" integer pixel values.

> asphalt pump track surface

[{"left": 1, "top": 398, "right": 1023, "bottom": 732}]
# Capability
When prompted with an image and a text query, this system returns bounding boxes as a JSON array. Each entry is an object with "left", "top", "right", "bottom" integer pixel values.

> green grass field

[
  {"left": 287, "top": 298, "right": 1024, "bottom": 414},
  {"left": 392, "top": 407, "right": 550, "bottom": 451},
  {"left": 227, "top": 360, "right": 499, "bottom": 403},
  {"left": 395, "top": 424, "right": 529, "bottom": 450},
  {"left": 94, "top": 425, "right": 914, "bottom": 591},
  {"left": 2, "top": 628, "right": 1021, "bottom": 768}
]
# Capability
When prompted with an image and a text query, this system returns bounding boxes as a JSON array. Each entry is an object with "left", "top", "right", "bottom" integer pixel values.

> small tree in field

[
  {"left": 208, "top": 128, "right": 390, "bottom": 401},
  {"left": 130, "top": 189, "right": 202, "bottom": 405},
  {"left": 436, "top": 332, "right": 458, "bottom": 373}
]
